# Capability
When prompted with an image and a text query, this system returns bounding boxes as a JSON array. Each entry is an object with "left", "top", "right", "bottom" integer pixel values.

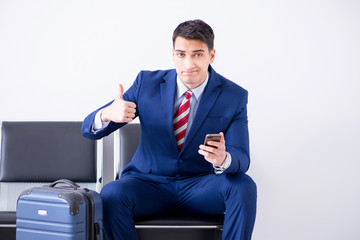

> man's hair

[{"left": 172, "top": 19, "right": 215, "bottom": 51}]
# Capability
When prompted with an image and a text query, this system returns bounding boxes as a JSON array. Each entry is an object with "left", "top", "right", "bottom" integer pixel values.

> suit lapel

[
  {"left": 160, "top": 70, "right": 178, "bottom": 149},
  {"left": 181, "top": 66, "right": 222, "bottom": 152}
]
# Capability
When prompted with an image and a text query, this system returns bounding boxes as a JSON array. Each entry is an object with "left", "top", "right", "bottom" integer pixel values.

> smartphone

[{"left": 204, "top": 134, "right": 221, "bottom": 148}]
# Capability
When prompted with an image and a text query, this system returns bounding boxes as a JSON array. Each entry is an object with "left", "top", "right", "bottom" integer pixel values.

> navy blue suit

[{"left": 82, "top": 65, "right": 257, "bottom": 239}]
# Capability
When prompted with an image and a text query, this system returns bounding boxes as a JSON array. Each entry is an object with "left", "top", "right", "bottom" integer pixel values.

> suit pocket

[
  {"left": 204, "top": 117, "right": 229, "bottom": 124},
  {"left": 202, "top": 117, "right": 231, "bottom": 133}
]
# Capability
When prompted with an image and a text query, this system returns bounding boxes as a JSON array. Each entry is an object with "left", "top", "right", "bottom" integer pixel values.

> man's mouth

[{"left": 182, "top": 70, "right": 198, "bottom": 75}]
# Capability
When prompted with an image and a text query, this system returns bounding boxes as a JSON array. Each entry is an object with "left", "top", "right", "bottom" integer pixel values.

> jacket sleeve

[
  {"left": 223, "top": 90, "right": 250, "bottom": 174},
  {"left": 81, "top": 71, "right": 143, "bottom": 140}
]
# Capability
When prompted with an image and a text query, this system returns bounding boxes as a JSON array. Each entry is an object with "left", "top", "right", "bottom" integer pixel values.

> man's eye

[
  {"left": 177, "top": 53, "right": 185, "bottom": 57},
  {"left": 195, "top": 53, "right": 203, "bottom": 57}
]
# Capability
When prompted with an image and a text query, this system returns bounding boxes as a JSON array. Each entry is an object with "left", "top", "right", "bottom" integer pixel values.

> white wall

[{"left": 1, "top": 0, "right": 359, "bottom": 239}]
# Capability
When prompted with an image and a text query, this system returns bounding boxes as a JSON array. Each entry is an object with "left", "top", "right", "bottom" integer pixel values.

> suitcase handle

[{"left": 48, "top": 179, "right": 81, "bottom": 189}]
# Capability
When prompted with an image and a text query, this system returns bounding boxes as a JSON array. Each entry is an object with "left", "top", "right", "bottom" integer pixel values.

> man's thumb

[
  {"left": 118, "top": 83, "right": 124, "bottom": 100},
  {"left": 220, "top": 132, "right": 225, "bottom": 144}
]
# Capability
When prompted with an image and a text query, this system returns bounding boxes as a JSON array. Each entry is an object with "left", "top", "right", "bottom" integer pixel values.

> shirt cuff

[
  {"left": 91, "top": 109, "right": 110, "bottom": 133},
  {"left": 214, "top": 152, "right": 232, "bottom": 174}
]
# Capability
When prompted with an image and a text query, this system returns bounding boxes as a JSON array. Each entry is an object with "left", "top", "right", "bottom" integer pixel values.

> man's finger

[
  {"left": 123, "top": 117, "right": 134, "bottom": 123},
  {"left": 199, "top": 144, "right": 216, "bottom": 153},
  {"left": 126, "top": 107, "right": 137, "bottom": 114},
  {"left": 206, "top": 141, "right": 223, "bottom": 150},
  {"left": 125, "top": 112, "right": 136, "bottom": 119},
  {"left": 125, "top": 101, "right": 137, "bottom": 109}
]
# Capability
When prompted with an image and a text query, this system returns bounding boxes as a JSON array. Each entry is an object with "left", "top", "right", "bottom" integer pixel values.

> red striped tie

[{"left": 173, "top": 90, "right": 192, "bottom": 151}]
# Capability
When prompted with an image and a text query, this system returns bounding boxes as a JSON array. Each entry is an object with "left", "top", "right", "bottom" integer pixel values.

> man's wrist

[
  {"left": 92, "top": 109, "right": 109, "bottom": 133},
  {"left": 221, "top": 152, "right": 231, "bottom": 168},
  {"left": 214, "top": 152, "right": 231, "bottom": 174},
  {"left": 100, "top": 107, "right": 110, "bottom": 122}
]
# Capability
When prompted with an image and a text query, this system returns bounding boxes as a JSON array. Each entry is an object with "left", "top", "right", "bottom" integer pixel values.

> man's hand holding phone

[
  {"left": 101, "top": 83, "right": 137, "bottom": 123},
  {"left": 198, "top": 132, "right": 227, "bottom": 167}
]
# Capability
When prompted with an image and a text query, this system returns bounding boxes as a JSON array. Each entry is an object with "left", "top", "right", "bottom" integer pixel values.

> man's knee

[
  {"left": 100, "top": 179, "right": 135, "bottom": 207},
  {"left": 100, "top": 181, "right": 118, "bottom": 205},
  {"left": 223, "top": 174, "right": 257, "bottom": 204}
]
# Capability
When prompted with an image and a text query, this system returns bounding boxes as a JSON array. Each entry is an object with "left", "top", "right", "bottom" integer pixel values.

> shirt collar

[{"left": 176, "top": 72, "right": 209, "bottom": 101}]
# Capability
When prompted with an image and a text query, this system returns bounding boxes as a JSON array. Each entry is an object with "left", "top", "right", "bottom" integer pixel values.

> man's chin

[
  {"left": 181, "top": 78, "right": 196, "bottom": 85},
  {"left": 180, "top": 75, "right": 197, "bottom": 82}
]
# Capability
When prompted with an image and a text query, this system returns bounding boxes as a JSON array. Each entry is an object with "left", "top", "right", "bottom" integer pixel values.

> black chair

[
  {"left": 0, "top": 211, "right": 16, "bottom": 240},
  {"left": 0, "top": 121, "right": 100, "bottom": 240},
  {"left": 117, "top": 123, "right": 224, "bottom": 240}
]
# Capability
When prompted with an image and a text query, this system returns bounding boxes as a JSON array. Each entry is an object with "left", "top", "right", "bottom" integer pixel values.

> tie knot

[{"left": 185, "top": 90, "right": 192, "bottom": 100}]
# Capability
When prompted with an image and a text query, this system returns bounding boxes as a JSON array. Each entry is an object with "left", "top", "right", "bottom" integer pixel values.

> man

[{"left": 82, "top": 19, "right": 257, "bottom": 240}]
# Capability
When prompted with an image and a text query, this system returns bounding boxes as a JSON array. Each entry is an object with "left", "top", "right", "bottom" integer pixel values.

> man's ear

[
  {"left": 210, "top": 49, "right": 216, "bottom": 64},
  {"left": 172, "top": 49, "right": 176, "bottom": 62}
]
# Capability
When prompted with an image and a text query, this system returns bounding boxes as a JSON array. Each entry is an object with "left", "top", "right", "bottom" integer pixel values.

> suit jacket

[{"left": 82, "top": 65, "right": 250, "bottom": 178}]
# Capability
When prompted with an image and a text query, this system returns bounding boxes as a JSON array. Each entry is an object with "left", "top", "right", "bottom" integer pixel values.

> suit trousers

[{"left": 100, "top": 172, "right": 257, "bottom": 240}]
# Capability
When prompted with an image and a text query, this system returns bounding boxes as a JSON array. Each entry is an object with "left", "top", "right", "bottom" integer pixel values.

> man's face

[{"left": 172, "top": 36, "right": 215, "bottom": 89}]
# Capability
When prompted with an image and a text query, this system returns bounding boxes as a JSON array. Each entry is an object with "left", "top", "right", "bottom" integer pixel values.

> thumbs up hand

[{"left": 101, "top": 84, "right": 137, "bottom": 123}]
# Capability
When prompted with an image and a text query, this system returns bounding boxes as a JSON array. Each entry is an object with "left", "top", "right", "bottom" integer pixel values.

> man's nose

[{"left": 184, "top": 56, "right": 195, "bottom": 69}]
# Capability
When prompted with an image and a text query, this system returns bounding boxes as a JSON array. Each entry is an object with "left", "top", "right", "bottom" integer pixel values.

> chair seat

[
  {"left": 0, "top": 211, "right": 16, "bottom": 240},
  {"left": 134, "top": 213, "right": 224, "bottom": 240},
  {"left": 0, "top": 211, "right": 16, "bottom": 225},
  {"left": 135, "top": 212, "right": 224, "bottom": 228}
]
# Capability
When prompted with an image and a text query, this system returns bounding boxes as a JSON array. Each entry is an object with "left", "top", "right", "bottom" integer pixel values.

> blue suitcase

[{"left": 16, "top": 179, "right": 103, "bottom": 240}]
